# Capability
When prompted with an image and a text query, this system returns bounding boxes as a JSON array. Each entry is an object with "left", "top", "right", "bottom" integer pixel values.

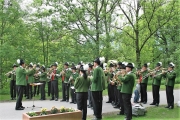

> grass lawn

[{"left": 87, "top": 105, "right": 180, "bottom": 120}]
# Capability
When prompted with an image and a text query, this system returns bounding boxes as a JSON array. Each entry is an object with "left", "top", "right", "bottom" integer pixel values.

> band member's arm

[{"left": 91, "top": 68, "right": 99, "bottom": 83}]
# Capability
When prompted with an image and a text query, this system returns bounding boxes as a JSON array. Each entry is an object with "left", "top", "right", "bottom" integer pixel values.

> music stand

[{"left": 27, "top": 83, "right": 43, "bottom": 110}]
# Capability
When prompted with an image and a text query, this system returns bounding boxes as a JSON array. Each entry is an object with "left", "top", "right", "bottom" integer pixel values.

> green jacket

[
  {"left": 165, "top": 71, "right": 176, "bottom": 87},
  {"left": 152, "top": 70, "right": 162, "bottom": 86},
  {"left": 51, "top": 69, "right": 60, "bottom": 81},
  {"left": 27, "top": 69, "right": 36, "bottom": 83},
  {"left": 40, "top": 72, "right": 47, "bottom": 82},
  {"left": 119, "top": 72, "right": 135, "bottom": 94},
  {"left": 69, "top": 72, "right": 79, "bottom": 86},
  {"left": 141, "top": 70, "right": 149, "bottom": 84},
  {"left": 16, "top": 66, "right": 35, "bottom": 86},
  {"left": 91, "top": 66, "right": 105, "bottom": 91},
  {"left": 74, "top": 76, "right": 90, "bottom": 92},
  {"left": 8, "top": 70, "right": 16, "bottom": 80},
  {"left": 64, "top": 69, "right": 72, "bottom": 83}
]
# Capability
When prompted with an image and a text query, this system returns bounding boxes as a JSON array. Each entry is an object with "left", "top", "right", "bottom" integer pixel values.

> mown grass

[{"left": 87, "top": 105, "right": 180, "bottom": 120}]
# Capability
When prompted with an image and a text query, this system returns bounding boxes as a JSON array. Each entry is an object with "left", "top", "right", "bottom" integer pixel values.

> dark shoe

[
  {"left": 11, "top": 98, "right": 14, "bottom": 100},
  {"left": 66, "top": 100, "right": 69, "bottom": 102},
  {"left": 106, "top": 101, "right": 111, "bottom": 103},
  {"left": 74, "top": 102, "right": 76, "bottom": 104},
  {"left": 26, "top": 97, "right": 29, "bottom": 99},
  {"left": 20, "top": 106, "right": 25, "bottom": 109},
  {"left": 55, "top": 98, "right": 58, "bottom": 101},
  {"left": 165, "top": 106, "right": 169, "bottom": 108},
  {"left": 150, "top": 102, "right": 155, "bottom": 105},
  {"left": 143, "top": 102, "right": 147, "bottom": 104},
  {"left": 114, "top": 105, "right": 120, "bottom": 108},
  {"left": 155, "top": 103, "right": 159, "bottom": 106},
  {"left": 60, "top": 99, "right": 66, "bottom": 102},
  {"left": 169, "top": 106, "right": 174, "bottom": 109},
  {"left": 70, "top": 101, "right": 74, "bottom": 103},
  {"left": 15, "top": 107, "right": 24, "bottom": 110}
]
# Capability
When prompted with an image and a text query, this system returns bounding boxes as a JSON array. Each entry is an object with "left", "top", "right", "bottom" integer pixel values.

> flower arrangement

[
  {"left": 40, "top": 108, "right": 47, "bottom": 115},
  {"left": 50, "top": 106, "right": 59, "bottom": 114},
  {"left": 26, "top": 106, "right": 77, "bottom": 117},
  {"left": 27, "top": 111, "right": 38, "bottom": 117}
]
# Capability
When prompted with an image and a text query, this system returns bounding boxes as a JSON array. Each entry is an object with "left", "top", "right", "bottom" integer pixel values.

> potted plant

[{"left": 23, "top": 106, "right": 81, "bottom": 120}]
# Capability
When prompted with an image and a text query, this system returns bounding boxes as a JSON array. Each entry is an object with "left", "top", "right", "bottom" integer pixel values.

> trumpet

[{"left": 5, "top": 71, "right": 15, "bottom": 76}]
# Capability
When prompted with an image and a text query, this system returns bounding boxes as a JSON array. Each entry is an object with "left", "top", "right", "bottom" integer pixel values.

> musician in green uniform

[
  {"left": 119, "top": 63, "right": 135, "bottom": 120},
  {"left": 69, "top": 65, "right": 79, "bottom": 104},
  {"left": 26, "top": 63, "right": 36, "bottom": 99},
  {"left": 50, "top": 62, "right": 60, "bottom": 101},
  {"left": 150, "top": 62, "right": 163, "bottom": 106},
  {"left": 34, "top": 63, "right": 40, "bottom": 96},
  {"left": 39, "top": 65, "right": 47, "bottom": 100},
  {"left": 139, "top": 63, "right": 150, "bottom": 104},
  {"left": 74, "top": 64, "right": 90, "bottom": 120},
  {"left": 6, "top": 64, "right": 18, "bottom": 100},
  {"left": 60, "top": 62, "right": 72, "bottom": 102},
  {"left": 91, "top": 57, "right": 105, "bottom": 120},
  {"left": 164, "top": 62, "right": 176, "bottom": 109},
  {"left": 15, "top": 59, "right": 35, "bottom": 110}
]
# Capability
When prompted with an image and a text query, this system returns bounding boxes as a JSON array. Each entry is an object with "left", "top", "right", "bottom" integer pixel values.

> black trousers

[
  {"left": 15, "top": 85, "right": 24, "bottom": 109},
  {"left": 34, "top": 83, "right": 40, "bottom": 96},
  {"left": 122, "top": 93, "right": 132, "bottom": 120},
  {"left": 40, "top": 81, "right": 46, "bottom": 99},
  {"left": 88, "top": 89, "right": 92, "bottom": 106},
  {"left": 119, "top": 92, "right": 124, "bottom": 114},
  {"left": 26, "top": 83, "right": 33, "bottom": 99},
  {"left": 152, "top": 85, "right": 160, "bottom": 104},
  {"left": 140, "top": 83, "right": 147, "bottom": 102},
  {"left": 117, "top": 90, "right": 121, "bottom": 107},
  {"left": 166, "top": 85, "right": 174, "bottom": 107},
  {"left": 76, "top": 92, "right": 88, "bottom": 120},
  {"left": 91, "top": 91, "right": 103, "bottom": 119},
  {"left": 108, "top": 84, "right": 114, "bottom": 102},
  {"left": 47, "top": 81, "right": 51, "bottom": 96},
  {"left": 70, "top": 87, "right": 76, "bottom": 102},
  {"left": 62, "top": 82, "right": 69, "bottom": 100},
  {"left": 10, "top": 80, "right": 16, "bottom": 99},
  {"left": 51, "top": 80, "right": 58, "bottom": 99},
  {"left": 114, "top": 86, "right": 118, "bottom": 105}
]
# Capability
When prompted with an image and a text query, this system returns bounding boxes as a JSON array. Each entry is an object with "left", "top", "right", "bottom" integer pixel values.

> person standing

[
  {"left": 150, "top": 62, "right": 163, "bottom": 106},
  {"left": 47, "top": 65, "right": 53, "bottom": 97},
  {"left": 26, "top": 63, "right": 36, "bottom": 99},
  {"left": 87, "top": 63, "right": 93, "bottom": 108},
  {"left": 69, "top": 65, "right": 79, "bottom": 104},
  {"left": 139, "top": 63, "right": 150, "bottom": 104},
  {"left": 119, "top": 63, "right": 135, "bottom": 120},
  {"left": 6, "top": 64, "right": 18, "bottom": 100},
  {"left": 39, "top": 65, "right": 47, "bottom": 100},
  {"left": 15, "top": 59, "right": 35, "bottom": 110},
  {"left": 34, "top": 64, "right": 40, "bottom": 96},
  {"left": 164, "top": 62, "right": 176, "bottom": 109},
  {"left": 91, "top": 57, "right": 105, "bottom": 120},
  {"left": 60, "top": 62, "right": 72, "bottom": 102},
  {"left": 74, "top": 64, "right": 90, "bottom": 120},
  {"left": 50, "top": 62, "right": 60, "bottom": 101}
]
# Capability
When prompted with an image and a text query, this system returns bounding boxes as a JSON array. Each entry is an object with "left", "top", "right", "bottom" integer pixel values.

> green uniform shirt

[
  {"left": 16, "top": 66, "right": 35, "bottom": 86},
  {"left": 70, "top": 72, "right": 79, "bottom": 86},
  {"left": 64, "top": 69, "right": 72, "bottom": 83},
  {"left": 141, "top": 70, "right": 149, "bottom": 84},
  {"left": 74, "top": 76, "right": 90, "bottom": 92},
  {"left": 8, "top": 70, "right": 16, "bottom": 80},
  {"left": 119, "top": 71, "right": 135, "bottom": 94},
  {"left": 165, "top": 71, "right": 176, "bottom": 87},
  {"left": 152, "top": 70, "right": 162, "bottom": 86},
  {"left": 27, "top": 69, "right": 36, "bottom": 83},
  {"left": 91, "top": 66, "right": 105, "bottom": 91},
  {"left": 39, "top": 72, "right": 47, "bottom": 82}
]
